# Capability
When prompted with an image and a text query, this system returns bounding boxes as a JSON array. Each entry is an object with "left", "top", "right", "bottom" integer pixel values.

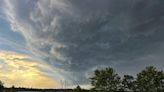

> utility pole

[{"left": 60, "top": 80, "right": 67, "bottom": 92}]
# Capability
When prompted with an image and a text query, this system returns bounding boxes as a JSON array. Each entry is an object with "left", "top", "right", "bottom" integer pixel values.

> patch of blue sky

[
  {"left": 0, "top": 17, "right": 30, "bottom": 55},
  {"left": 0, "top": 18, "right": 26, "bottom": 45}
]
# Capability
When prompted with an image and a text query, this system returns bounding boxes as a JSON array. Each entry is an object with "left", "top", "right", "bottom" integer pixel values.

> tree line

[
  {"left": 0, "top": 66, "right": 164, "bottom": 92},
  {"left": 0, "top": 82, "right": 16, "bottom": 92},
  {"left": 73, "top": 66, "right": 164, "bottom": 92}
]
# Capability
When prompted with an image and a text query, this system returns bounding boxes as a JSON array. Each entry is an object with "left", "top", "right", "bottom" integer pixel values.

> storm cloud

[{"left": 2, "top": 0, "right": 164, "bottom": 86}]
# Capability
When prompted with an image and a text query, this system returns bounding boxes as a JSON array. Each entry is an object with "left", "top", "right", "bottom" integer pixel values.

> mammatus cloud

[
  {"left": 0, "top": 50, "right": 60, "bottom": 88},
  {"left": 2, "top": 0, "right": 164, "bottom": 87}
]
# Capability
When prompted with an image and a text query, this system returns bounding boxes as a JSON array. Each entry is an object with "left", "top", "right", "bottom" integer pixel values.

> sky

[{"left": 0, "top": 0, "right": 164, "bottom": 89}]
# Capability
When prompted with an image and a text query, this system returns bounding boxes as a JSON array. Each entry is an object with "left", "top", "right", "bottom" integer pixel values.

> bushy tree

[
  {"left": 90, "top": 66, "right": 164, "bottom": 92},
  {"left": 90, "top": 67, "right": 121, "bottom": 92},
  {"left": 122, "top": 75, "right": 136, "bottom": 92},
  {"left": 136, "top": 66, "right": 164, "bottom": 92}
]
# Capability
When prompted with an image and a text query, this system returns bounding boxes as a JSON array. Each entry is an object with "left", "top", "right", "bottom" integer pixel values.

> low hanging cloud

[{"left": 2, "top": 0, "right": 164, "bottom": 86}]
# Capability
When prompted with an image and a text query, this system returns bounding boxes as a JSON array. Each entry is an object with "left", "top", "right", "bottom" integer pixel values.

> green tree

[
  {"left": 136, "top": 66, "right": 164, "bottom": 92},
  {"left": 122, "top": 75, "right": 136, "bottom": 92},
  {"left": 0, "top": 80, "right": 4, "bottom": 92},
  {"left": 90, "top": 67, "right": 121, "bottom": 92}
]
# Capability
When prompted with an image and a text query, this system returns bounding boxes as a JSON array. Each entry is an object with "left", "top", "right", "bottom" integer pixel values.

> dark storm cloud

[{"left": 3, "top": 0, "right": 164, "bottom": 85}]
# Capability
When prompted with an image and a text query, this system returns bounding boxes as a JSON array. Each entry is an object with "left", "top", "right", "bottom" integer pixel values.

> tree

[
  {"left": 73, "top": 85, "right": 84, "bottom": 92},
  {"left": 136, "top": 66, "right": 164, "bottom": 92},
  {"left": 90, "top": 67, "right": 121, "bottom": 92},
  {"left": 0, "top": 80, "right": 4, "bottom": 92},
  {"left": 122, "top": 75, "right": 136, "bottom": 92},
  {"left": 11, "top": 85, "right": 17, "bottom": 92}
]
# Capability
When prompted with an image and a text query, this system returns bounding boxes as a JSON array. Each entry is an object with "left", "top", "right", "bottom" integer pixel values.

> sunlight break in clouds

[{"left": 0, "top": 50, "right": 60, "bottom": 88}]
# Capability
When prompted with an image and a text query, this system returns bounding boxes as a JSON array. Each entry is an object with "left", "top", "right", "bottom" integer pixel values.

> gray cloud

[{"left": 3, "top": 0, "right": 164, "bottom": 85}]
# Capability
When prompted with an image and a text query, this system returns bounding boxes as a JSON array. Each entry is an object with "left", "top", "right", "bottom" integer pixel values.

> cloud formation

[
  {"left": 0, "top": 50, "right": 60, "bottom": 88},
  {"left": 2, "top": 0, "right": 164, "bottom": 87}
]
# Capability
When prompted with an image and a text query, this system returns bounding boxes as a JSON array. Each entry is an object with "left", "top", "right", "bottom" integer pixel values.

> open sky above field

[{"left": 0, "top": 0, "right": 164, "bottom": 89}]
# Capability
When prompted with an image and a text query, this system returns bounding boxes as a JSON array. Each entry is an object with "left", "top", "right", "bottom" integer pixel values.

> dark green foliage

[
  {"left": 122, "top": 75, "right": 136, "bottom": 92},
  {"left": 136, "top": 66, "right": 164, "bottom": 92},
  {"left": 90, "top": 67, "right": 121, "bottom": 92},
  {"left": 90, "top": 66, "right": 164, "bottom": 92}
]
